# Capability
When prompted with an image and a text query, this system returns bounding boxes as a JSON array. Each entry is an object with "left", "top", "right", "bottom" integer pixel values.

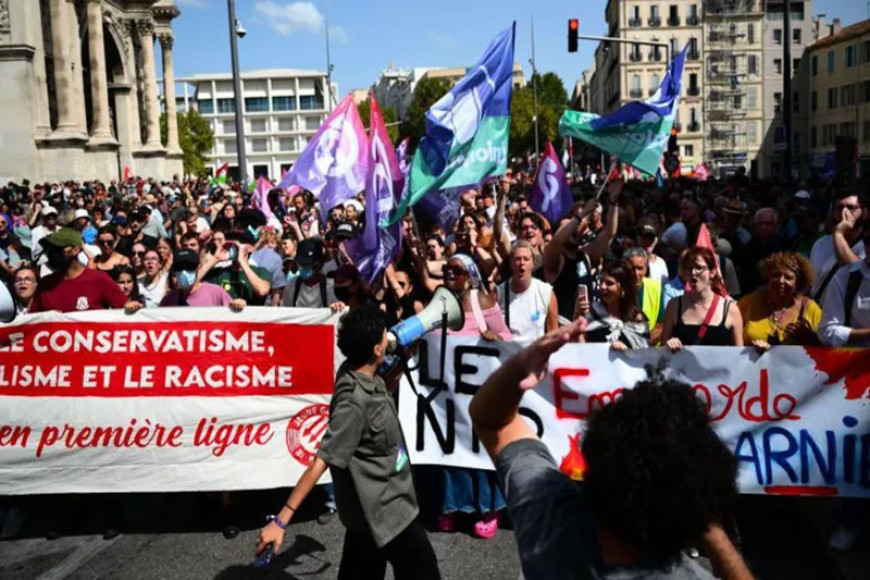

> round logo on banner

[{"left": 286, "top": 404, "right": 330, "bottom": 465}]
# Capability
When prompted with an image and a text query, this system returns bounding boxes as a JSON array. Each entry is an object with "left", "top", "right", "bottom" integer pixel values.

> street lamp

[{"left": 227, "top": 0, "right": 247, "bottom": 188}]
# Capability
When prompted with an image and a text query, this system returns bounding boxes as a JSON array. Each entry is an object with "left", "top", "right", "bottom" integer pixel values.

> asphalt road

[{"left": 0, "top": 490, "right": 848, "bottom": 580}]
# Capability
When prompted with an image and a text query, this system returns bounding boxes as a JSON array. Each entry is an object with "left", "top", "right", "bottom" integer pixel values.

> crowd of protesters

[{"left": 1, "top": 165, "right": 868, "bottom": 564}]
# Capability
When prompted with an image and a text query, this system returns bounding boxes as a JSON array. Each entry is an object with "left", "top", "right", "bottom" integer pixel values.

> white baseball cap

[
  {"left": 794, "top": 190, "right": 811, "bottom": 200},
  {"left": 74, "top": 209, "right": 90, "bottom": 220},
  {"left": 41, "top": 205, "right": 58, "bottom": 216}
]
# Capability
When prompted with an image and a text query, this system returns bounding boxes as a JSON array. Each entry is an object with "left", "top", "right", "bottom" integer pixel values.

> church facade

[{"left": 0, "top": 0, "right": 183, "bottom": 183}]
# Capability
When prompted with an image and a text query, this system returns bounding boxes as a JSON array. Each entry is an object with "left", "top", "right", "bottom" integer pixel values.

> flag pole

[
  {"left": 530, "top": 16, "right": 540, "bottom": 171},
  {"left": 594, "top": 165, "right": 613, "bottom": 201}
]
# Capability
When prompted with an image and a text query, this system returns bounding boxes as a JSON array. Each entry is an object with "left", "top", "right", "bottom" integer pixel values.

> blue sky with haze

[{"left": 167, "top": 0, "right": 869, "bottom": 99}]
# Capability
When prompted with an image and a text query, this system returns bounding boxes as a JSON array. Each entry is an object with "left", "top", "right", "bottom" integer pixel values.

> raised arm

[{"left": 583, "top": 179, "right": 622, "bottom": 264}]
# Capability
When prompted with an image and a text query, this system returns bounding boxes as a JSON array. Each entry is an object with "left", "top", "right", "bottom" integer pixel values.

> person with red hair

[{"left": 660, "top": 247, "right": 744, "bottom": 349}]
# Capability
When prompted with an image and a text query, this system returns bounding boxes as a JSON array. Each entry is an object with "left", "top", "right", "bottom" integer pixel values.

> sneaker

[
  {"left": 317, "top": 508, "right": 336, "bottom": 525},
  {"left": 829, "top": 523, "right": 864, "bottom": 552},
  {"left": 473, "top": 515, "right": 498, "bottom": 540},
  {"left": 437, "top": 513, "right": 456, "bottom": 533}
]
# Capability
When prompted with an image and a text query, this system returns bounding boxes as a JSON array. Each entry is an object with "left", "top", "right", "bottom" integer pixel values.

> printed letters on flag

[{"left": 529, "top": 140, "right": 573, "bottom": 224}]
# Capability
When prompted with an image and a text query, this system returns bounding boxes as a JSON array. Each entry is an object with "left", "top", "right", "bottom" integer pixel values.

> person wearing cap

[
  {"left": 140, "top": 193, "right": 168, "bottom": 240},
  {"left": 282, "top": 238, "right": 341, "bottom": 309},
  {"left": 30, "top": 205, "right": 60, "bottom": 270},
  {"left": 199, "top": 228, "right": 271, "bottom": 305},
  {"left": 29, "top": 228, "right": 133, "bottom": 313},
  {"left": 160, "top": 248, "right": 244, "bottom": 309},
  {"left": 117, "top": 208, "right": 158, "bottom": 257}
]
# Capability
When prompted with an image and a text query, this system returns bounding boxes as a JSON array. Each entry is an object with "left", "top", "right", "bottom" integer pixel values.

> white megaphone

[
  {"left": 387, "top": 286, "right": 464, "bottom": 351},
  {"left": 0, "top": 283, "right": 16, "bottom": 324}
]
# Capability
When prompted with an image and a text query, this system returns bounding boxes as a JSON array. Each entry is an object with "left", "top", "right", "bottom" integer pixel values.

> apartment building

[
  {"left": 805, "top": 19, "right": 870, "bottom": 178},
  {"left": 590, "top": 0, "right": 706, "bottom": 173},
  {"left": 372, "top": 63, "right": 527, "bottom": 121},
  {"left": 174, "top": 69, "right": 335, "bottom": 181}
]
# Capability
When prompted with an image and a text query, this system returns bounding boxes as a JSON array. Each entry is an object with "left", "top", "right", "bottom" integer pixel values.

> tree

[
  {"left": 160, "top": 109, "right": 215, "bottom": 177},
  {"left": 403, "top": 76, "right": 453, "bottom": 144},
  {"left": 356, "top": 98, "right": 400, "bottom": 144},
  {"left": 508, "top": 72, "right": 569, "bottom": 160}
]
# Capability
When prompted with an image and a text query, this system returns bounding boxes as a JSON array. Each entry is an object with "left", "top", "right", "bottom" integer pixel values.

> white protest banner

[
  {"left": 0, "top": 307, "right": 341, "bottom": 494},
  {"left": 398, "top": 336, "right": 870, "bottom": 498}
]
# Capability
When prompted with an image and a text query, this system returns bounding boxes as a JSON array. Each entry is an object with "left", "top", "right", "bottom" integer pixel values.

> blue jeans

[
  {"left": 324, "top": 482, "right": 336, "bottom": 511},
  {"left": 442, "top": 467, "right": 505, "bottom": 515}
]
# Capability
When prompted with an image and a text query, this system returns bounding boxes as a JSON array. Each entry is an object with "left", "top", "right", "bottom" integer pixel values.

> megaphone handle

[{"left": 439, "top": 310, "right": 449, "bottom": 383}]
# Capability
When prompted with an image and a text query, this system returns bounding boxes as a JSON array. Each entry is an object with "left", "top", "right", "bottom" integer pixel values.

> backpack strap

[
  {"left": 844, "top": 269, "right": 863, "bottom": 327},
  {"left": 814, "top": 264, "right": 840, "bottom": 302}
]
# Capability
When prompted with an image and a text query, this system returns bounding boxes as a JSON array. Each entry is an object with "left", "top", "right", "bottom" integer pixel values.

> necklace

[{"left": 767, "top": 295, "right": 795, "bottom": 329}]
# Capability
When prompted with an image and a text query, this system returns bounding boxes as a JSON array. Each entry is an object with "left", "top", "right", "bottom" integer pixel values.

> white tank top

[{"left": 497, "top": 278, "right": 552, "bottom": 346}]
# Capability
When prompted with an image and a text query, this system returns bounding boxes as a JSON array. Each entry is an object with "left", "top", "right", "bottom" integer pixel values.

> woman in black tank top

[{"left": 660, "top": 247, "right": 744, "bottom": 349}]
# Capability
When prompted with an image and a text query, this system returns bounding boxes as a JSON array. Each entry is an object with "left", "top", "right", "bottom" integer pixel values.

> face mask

[
  {"left": 76, "top": 251, "right": 89, "bottom": 267},
  {"left": 46, "top": 246, "right": 71, "bottom": 272},
  {"left": 298, "top": 266, "right": 315, "bottom": 280},
  {"left": 177, "top": 269, "right": 197, "bottom": 291},
  {"left": 247, "top": 225, "right": 260, "bottom": 241},
  {"left": 285, "top": 270, "right": 299, "bottom": 283}
]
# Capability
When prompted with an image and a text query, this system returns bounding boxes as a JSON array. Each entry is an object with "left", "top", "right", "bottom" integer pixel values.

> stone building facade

[{"left": 0, "top": 0, "right": 183, "bottom": 184}]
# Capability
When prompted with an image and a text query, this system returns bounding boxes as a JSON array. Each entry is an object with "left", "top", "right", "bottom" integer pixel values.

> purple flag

[
  {"left": 279, "top": 94, "right": 369, "bottom": 213},
  {"left": 252, "top": 176, "right": 277, "bottom": 223},
  {"left": 396, "top": 137, "right": 410, "bottom": 176},
  {"left": 529, "top": 140, "right": 572, "bottom": 224},
  {"left": 345, "top": 95, "right": 404, "bottom": 284},
  {"left": 416, "top": 185, "right": 466, "bottom": 233}
]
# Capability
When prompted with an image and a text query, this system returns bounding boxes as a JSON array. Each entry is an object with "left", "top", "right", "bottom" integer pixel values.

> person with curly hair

[
  {"left": 575, "top": 259, "right": 650, "bottom": 351},
  {"left": 470, "top": 323, "right": 752, "bottom": 580},
  {"left": 738, "top": 251, "right": 821, "bottom": 349}
]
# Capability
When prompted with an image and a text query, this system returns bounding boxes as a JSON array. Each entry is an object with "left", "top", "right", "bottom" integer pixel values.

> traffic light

[{"left": 568, "top": 19, "right": 578, "bottom": 52}]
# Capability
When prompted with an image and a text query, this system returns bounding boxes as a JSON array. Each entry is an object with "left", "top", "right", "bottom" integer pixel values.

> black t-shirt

[{"left": 552, "top": 251, "right": 597, "bottom": 321}]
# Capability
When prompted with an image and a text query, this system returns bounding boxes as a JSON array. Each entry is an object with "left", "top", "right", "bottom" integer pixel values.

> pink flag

[
  {"left": 278, "top": 94, "right": 369, "bottom": 212},
  {"left": 694, "top": 162, "right": 710, "bottom": 181},
  {"left": 252, "top": 176, "right": 277, "bottom": 223},
  {"left": 694, "top": 223, "right": 728, "bottom": 296}
]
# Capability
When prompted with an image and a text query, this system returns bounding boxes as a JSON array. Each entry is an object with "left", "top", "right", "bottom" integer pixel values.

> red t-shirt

[{"left": 30, "top": 268, "right": 128, "bottom": 313}]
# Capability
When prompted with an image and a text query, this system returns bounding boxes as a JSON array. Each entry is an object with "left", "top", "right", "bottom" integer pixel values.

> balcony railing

[
  {"left": 629, "top": 51, "right": 643, "bottom": 62},
  {"left": 687, "top": 15, "right": 700, "bottom": 25},
  {"left": 649, "top": 50, "right": 662, "bottom": 61},
  {"left": 688, "top": 49, "right": 700, "bottom": 61},
  {"left": 688, "top": 86, "right": 701, "bottom": 97},
  {"left": 688, "top": 122, "right": 700, "bottom": 132},
  {"left": 629, "top": 89, "right": 644, "bottom": 98},
  {"left": 648, "top": 17, "right": 661, "bottom": 27},
  {"left": 649, "top": 88, "right": 658, "bottom": 96},
  {"left": 628, "top": 17, "right": 642, "bottom": 27},
  {"left": 667, "top": 16, "right": 681, "bottom": 26},
  {"left": 673, "top": 122, "right": 682, "bottom": 131}
]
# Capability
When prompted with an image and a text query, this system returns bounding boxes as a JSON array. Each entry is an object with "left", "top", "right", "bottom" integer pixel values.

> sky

[{"left": 167, "top": 0, "right": 869, "bottom": 99}]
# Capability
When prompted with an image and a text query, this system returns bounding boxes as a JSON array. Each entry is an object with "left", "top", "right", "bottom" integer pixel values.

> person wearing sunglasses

[
  {"left": 92, "top": 225, "right": 130, "bottom": 273},
  {"left": 12, "top": 264, "right": 38, "bottom": 315},
  {"left": 130, "top": 242, "right": 148, "bottom": 277}
]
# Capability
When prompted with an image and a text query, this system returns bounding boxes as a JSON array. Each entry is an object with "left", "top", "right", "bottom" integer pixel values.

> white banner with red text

[
  {"left": 0, "top": 307, "right": 342, "bottom": 495},
  {"left": 397, "top": 336, "right": 870, "bottom": 498}
]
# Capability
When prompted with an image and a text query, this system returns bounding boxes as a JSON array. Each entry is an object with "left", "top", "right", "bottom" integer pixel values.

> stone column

[
  {"left": 48, "top": 0, "right": 77, "bottom": 133},
  {"left": 123, "top": 20, "right": 142, "bottom": 147},
  {"left": 159, "top": 33, "right": 181, "bottom": 153},
  {"left": 137, "top": 20, "right": 161, "bottom": 149},
  {"left": 66, "top": 0, "right": 87, "bottom": 133},
  {"left": 85, "top": 0, "right": 113, "bottom": 142}
]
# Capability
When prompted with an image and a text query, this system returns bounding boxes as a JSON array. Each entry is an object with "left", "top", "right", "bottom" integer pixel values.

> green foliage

[
  {"left": 160, "top": 109, "right": 216, "bottom": 177},
  {"left": 357, "top": 98, "right": 400, "bottom": 143},
  {"left": 508, "top": 72, "right": 568, "bottom": 160},
  {"left": 403, "top": 76, "right": 454, "bottom": 143}
]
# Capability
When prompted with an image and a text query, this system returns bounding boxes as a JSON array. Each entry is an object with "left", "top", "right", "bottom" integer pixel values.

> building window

[
  {"left": 304, "top": 117, "right": 321, "bottom": 131},
  {"left": 272, "top": 96, "right": 297, "bottom": 111},
  {"left": 842, "top": 84, "right": 856, "bottom": 106},
  {"left": 734, "top": 94, "right": 743, "bottom": 110},
  {"left": 277, "top": 118, "right": 295, "bottom": 132},
  {"left": 688, "top": 73, "right": 699, "bottom": 95},
  {"left": 864, "top": 120, "right": 870, "bottom": 142},
  {"left": 222, "top": 119, "right": 235, "bottom": 134},
  {"left": 299, "top": 95, "right": 324, "bottom": 110},
  {"left": 811, "top": 55, "right": 818, "bottom": 76},
  {"left": 773, "top": 92, "right": 782, "bottom": 114},
  {"left": 217, "top": 98, "right": 235, "bottom": 114},
  {"left": 244, "top": 97, "right": 269, "bottom": 113},
  {"left": 811, "top": 90, "right": 817, "bottom": 111},
  {"left": 794, "top": 132, "right": 801, "bottom": 154},
  {"left": 650, "top": 73, "right": 660, "bottom": 94},
  {"left": 863, "top": 41, "right": 870, "bottom": 64},
  {"left": 792, "top": 29, "right": 801, "bottom": 44},
  {"left": 748, "top": 55, "right": 758, "bottom": 75},
  {"left": 810, "top": 126, "right": 817, "bottom": 147},
  {"left": 792, "top": 92, "right": 800, "bottom": 113},
  {"left": 846, "top": 45, "right": 857, "bottom": 67},
  {"left": 792, "top": 58, "right": 800, "bottom": 73},
  {"left": 773, "top": 29, "right": 782, "bottom": 45},
  {"left": 279, "top": 137, "right": 295, "bottom": 151},
  {"left": 224, "top": 139, "right": 237, "bottom": 154},
  {"left": 864, "top": 80, "right": 870, "bottom": 103},
  {"left": 251, "top": 138, "right": 268, "bottom": 153},
  {"left": 748, "top": 86, "right": 758, "bottom": 109},
  {"left": 827, "top": 87, "right": 837, "bottom": 109},
  {"left": 198, "top": 99, "right": 214, "bottom": 115},
  {"left": 773, "top": 59, "right": 783, "bottom": 74},
  {"left": 650, "top": 5, "right": 660, "bottom": 24},
  {"left": 684, "top": 144, "right": 694, "bottom": 157},
  {"left": 747, "top": 23, "right": 755, "bottom": 44},
  {"left": 250, "top": 118, "right": 267, "bottom": 133},
  {"left": 748, "top": 122, "right": 757, "bottom": 144},
  {"left": 828, "top": 50, "right": 835, "bottom": 73}
]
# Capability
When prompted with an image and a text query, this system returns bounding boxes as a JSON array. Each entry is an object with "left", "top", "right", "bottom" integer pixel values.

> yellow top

[{"left": 738, "top": 291, "right": 822, "bottom": 344}]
